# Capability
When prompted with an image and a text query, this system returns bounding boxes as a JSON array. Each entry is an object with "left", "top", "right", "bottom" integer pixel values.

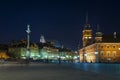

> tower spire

[
  {"left": 86, "top": 12, "right": 88, "bottom": 24},
  {"left": 97, "top": 24, "right": 100, "bottom": 31},
  {"left": 84, "top": 12, "right": 90, "bottom": 30},
  {"left": 95, "top": 24, "right": 102, "bottom": 42}
]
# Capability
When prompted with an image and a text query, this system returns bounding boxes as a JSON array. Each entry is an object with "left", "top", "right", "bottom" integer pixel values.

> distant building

[
  {"left": 39, "top": 41, "right": 74, "bottom": 62},
  {"left": 0, "top": 44, "right": 9, "bottom": 59},
  {"left": 8, "top": 39, "right": 75, "bottom": 62},
  {"left": 40, "top": 35, "right": 46, "bottom": 43},
  {"left": 79, "top": 17, "right": 120, "bottom": 63},
  {"left": 8, "top": 40, "right": 40, "bottom": 60}
]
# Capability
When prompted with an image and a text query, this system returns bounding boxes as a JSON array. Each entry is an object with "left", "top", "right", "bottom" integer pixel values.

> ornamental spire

[
  {"left": 97, "top": 24, "right": 100, "bottom": 31},
  {"left": 84, "top": 12, "right": 90, "bottom": 30},
  {"left": 86, "top": 11, "right": 88, "bottom": 24}
]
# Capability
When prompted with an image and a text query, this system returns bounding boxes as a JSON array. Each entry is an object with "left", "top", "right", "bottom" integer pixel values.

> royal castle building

[{"left": 79, "top": 17, "right": 120, "bottom": 63}]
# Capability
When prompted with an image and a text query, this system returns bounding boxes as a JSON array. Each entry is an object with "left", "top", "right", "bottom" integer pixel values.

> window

[
  {"left": 101, "top": 46, "right": 103, "bottom": 48},
  {"left": 100, "top": 51, "right": 104, "bottom": 56},
  {"left": 107, "top": 51, "right": 110, "bottom": 56},
  {"left": 113, "top": 51, "right": 116, "bottom": 57},
  {"left": 107, "top": 45, "right": 110, "bottom": 48},
  {"left": 87, "top": 32, "right": 89, "bottom": 35},
  {"left": 113, "top": 45, "right": 116, "bottom": 48},
  {"left": 101, "top": 58, "right": 104, "bottom": 61},
  {"left": 113, "top": 58, "right": 116, "bottom": 61}
]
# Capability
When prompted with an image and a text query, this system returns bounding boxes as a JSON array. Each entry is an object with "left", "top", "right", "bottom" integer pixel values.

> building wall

[
  {"left": 79, "top": 44, "right": 96, "bottom": 63},
  {"left": 98, "top": 43, "right": 120, "bottom": 63},
  {"left": 0, "top": 51, "right": 9, "bottom": 59},
  {"left": 79, "top": 43, "right": 120, "bottom": 63},
  {"left": 8, "top": 46, "right": 76, "bottom": 62},
  {"left": 40, "top": 46, "right": 59, "bottom": 60},
  {"left": 8, "top": 47, "right": 40, "bottom": 60},
  {"left": 8, "top": 47, "right": 21, "bottom": 59}
]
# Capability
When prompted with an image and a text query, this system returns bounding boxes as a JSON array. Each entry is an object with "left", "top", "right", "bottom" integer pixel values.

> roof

[
  {"left": 102, "top": 34, "right": 120, "bottom": 42},
  {"left": 84, "top": 24, "right": 91, "bottom": 30}
]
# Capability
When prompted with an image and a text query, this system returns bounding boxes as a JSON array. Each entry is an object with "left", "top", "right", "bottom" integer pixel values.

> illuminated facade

[
  {"left": 79, "top": 43, "right": 120, "bottom": 63},
  {"left": 40, "top": 46, "right": 59, "bottom": 60},
  {"left": 82, "top": 24, "right": 92, "bottom": 47},
  {"left": 8, "top": 40, "right": 75, "bottom": 62},
  {"left": 79, "top": 18, "right": 120, "bottom": 63},
  {"left": 39, "top": 42, "right": 74, "bottom": 62},
  {"left": 0, "top": 44, "right": 9, "bottom": 60},
  {"left": 0, "top": 50, "right": 9, "bottom": 59},
  {"left": 8, "top": 43, "right": 39, "bottom": 60}
]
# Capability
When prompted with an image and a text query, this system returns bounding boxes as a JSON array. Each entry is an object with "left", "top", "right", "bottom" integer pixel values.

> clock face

[
  {"left": 84, "top": 36, "right": 92, "bottom": 39},
  {"left": 85, "top": 37, "right": 88, "bottom": 39},
  {"left": 89, "top": 37, "right": 92, "bottom": 39}
]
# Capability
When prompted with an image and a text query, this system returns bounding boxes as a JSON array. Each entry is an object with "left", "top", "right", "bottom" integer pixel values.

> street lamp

[{"left": 26, "top": 24, "right": 31, "bottom": 64}]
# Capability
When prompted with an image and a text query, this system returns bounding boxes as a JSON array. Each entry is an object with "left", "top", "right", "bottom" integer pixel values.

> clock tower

[
  {"left": 82, "top": 14, "right": 92, "bottom": 47},
  {"left": 95, "top": 24, "right": 102, "bottom": 42}
]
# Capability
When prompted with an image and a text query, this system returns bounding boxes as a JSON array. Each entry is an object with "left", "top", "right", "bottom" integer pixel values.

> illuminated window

[
  {"left": 107, "top": 51, "right": 110, "bottom": 56},
  {"left": 100, "top": 51, "right": 104, "bottom": 56},
  {"left": 113, "top": 51, "right": 116, "bottom": 56}
]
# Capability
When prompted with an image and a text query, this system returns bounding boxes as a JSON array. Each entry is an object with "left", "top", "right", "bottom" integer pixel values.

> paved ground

[{"left": 0, "top": 63, "right": 119, "bottom": 80}]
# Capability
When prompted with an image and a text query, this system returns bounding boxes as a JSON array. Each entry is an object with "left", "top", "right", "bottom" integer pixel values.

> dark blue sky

[{"left": 0, "top": 0, "right": 120, "bottom": 50}]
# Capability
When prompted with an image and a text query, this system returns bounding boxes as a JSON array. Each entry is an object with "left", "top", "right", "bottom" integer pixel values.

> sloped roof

[{"left": 102, "top": 34, "right": 120, "bottom": 42}]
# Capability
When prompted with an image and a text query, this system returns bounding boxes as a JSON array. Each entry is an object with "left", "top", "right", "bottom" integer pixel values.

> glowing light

[
  {"left": 66, "top": 55, "right": 69, "bottom": 58},
  {"left": 61, "top": 56, "right": 65, "bottom": 59},
  {"left": 37, "top": 55, "right": 41, "bottom": 57},
  {"left": 89, "top": 37, "right": 91, "bottom": 39},
  {"left": 73, "top": 56, "right": 77, "bottom": 59},
  {"left": 75, "top": 51, "right": 77, "bottom": 54},
  {"left": 95, "top": 52, "right": 98, "bottom": 54},
  {"left": 85, "top": 54, "right": 87, "bottom": 56},
  {"left": 52, "top": 55, "right": 54, "bottom": 57},
  {"left": 45, "top": 55, "right": 47, "bottom": 58},
  {"left": 118, "top": 48, "right": 120, "bottom": 50},
  {"left": 31, "top": 54, "right": 35, "bottom": 57}
]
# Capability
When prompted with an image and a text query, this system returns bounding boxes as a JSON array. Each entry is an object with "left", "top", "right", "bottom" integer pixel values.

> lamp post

[{"left": 26, "top": 24, "right": 31, "bottom": 64}]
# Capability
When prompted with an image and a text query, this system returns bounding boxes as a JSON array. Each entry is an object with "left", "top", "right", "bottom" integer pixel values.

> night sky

[{"left": 0, "top": 0, "right": 120, "bottom": 50}]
